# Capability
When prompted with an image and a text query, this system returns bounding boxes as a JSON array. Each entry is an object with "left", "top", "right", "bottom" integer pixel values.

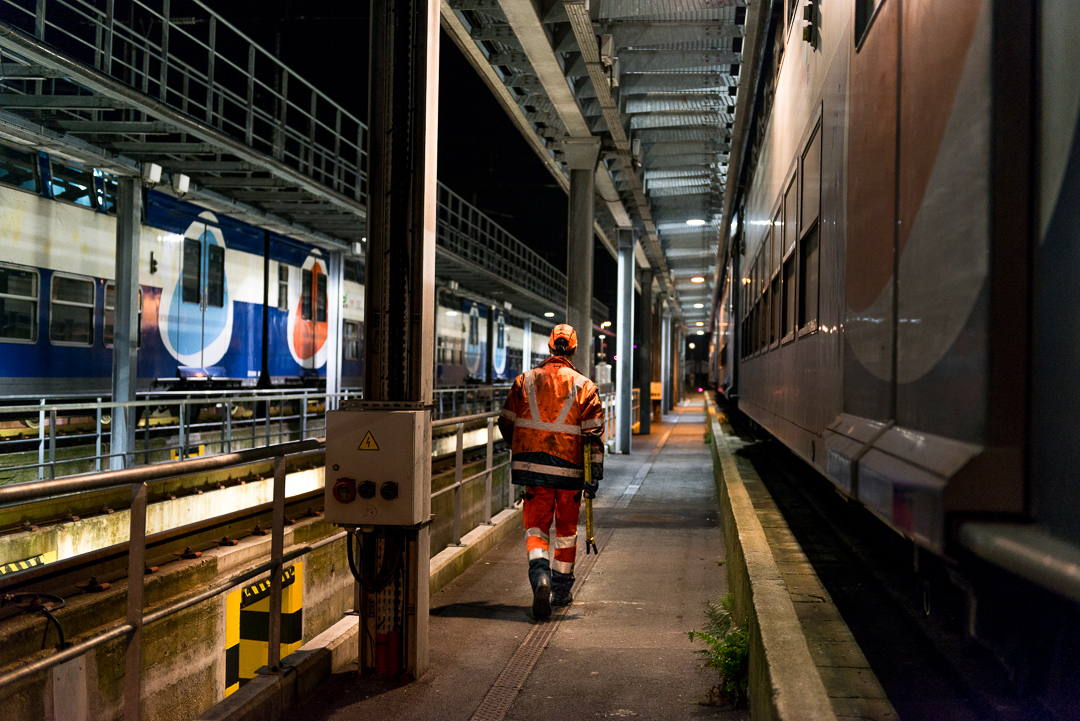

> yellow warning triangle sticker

[{"left": 358, "top": 431, "right": 379, "bottom": 451}]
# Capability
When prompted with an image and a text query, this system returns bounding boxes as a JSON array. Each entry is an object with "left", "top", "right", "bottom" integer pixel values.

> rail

[
  {"left": 0, "top": 0, "right": 367, "bottom": 202},
  {"left": 0, "top": 405, "right": 515, "bottom": 719}
]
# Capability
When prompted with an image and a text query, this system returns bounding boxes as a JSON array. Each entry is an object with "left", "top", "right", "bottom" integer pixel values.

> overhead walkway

[{"left": 0, "top": 0, "right": 606, "bottom": 323}]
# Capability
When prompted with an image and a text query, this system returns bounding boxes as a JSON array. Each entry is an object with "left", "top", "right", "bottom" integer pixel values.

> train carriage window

[
  {"left": 316, "top": 273, "right": 327, "bottom": 322},
  {"left": 50, "top": 159, "right": 94, "bottom": 208},
  {"left": 277, "top": 264, "right": 289, "bottom": 311},
  {"left": 782, "top": 255, "right": 796, "bottom": 340},
  {"left": 0, "top": 264, "right": 39, "bottom": 342},
  {"left": 49, "top": 274, "right": 95, "bottom": 346},
  {"left": 772, "top": 211, "right": 782, "bottom": 273},
  {"left": 856, "top": 0, "right": 885, "bottom": 47},
  {"left": 799, "top": 227, "right": 820, "bottom": 331},
  {"left": 469, "top": 311, "right": 479, "bottom": 346},
  {"left": 182, "top": 239, "right": 202, "bottom": 305},
  {"left": 103, "top": 282, "right": 143, "bottom": 348},
  {"left": 301, "top": 269, "right": 312, "bottom": 320},
  {"left": 343, "top": 321, "right": 360, "bottom": 360},
  {"left": 0, "top": 144, "right": 37, "bottom": 192},
  {"left": 497, "top": 316, "right": 505, "bottom": 349},
  {"left": 771, "top": 276, "right": 781, "bottom": 345},
  {"left": 802, "top": 128, "right": 822, "bottom": 231},
  {"left": 207, "top": 244, "right": 225, "bottom": 308},
  {"left": 784, "top": 173, "right": 798, "bottom": 255}
]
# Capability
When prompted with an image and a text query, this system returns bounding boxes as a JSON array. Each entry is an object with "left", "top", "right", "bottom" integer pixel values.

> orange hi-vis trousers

[{"left": 523, "top": 486, "right": 581, "bottom": 574}]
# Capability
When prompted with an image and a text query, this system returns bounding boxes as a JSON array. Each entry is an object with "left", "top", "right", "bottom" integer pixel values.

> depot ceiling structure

[{"left": 442, "top": 0, "right": 751, "bottom": 329}]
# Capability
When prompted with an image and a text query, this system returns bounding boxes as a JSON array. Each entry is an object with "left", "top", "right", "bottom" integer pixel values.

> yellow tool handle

[{"left": 584, "top": 445, "right": 598, "bottom": 554}]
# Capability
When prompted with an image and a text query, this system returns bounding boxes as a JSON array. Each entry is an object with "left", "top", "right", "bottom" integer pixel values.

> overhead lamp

[
  {"left": 691, "top": 276, "right": 705, "bottom": 283},
  {"left": 601, "top": 321, "right": 611, "bottom": 328},
  {"left": 446, "top": 310, "right": 459, "bottom": 317},
  {"left": 696, "top": 322, "right": 704, "bottom": 327},
  {"left": 544, "top": 312, "right": 555, "bottom": 318},
  {"left": 688, "top": 343, "right": 696, "bottom": 349},
  {"left": 696, "top": 330, "right": 705, "bottom": 335},
  {"left": 350, "top": 241, "right": 363, "bottom": 255},
  {"left": 686, "top": 219, "right": 707, "bottom": 226},
  {"left": 171, "top": 172, "right": 189, "bottom": 195},
  {"left": 694, "top": 303, "right": 704, "bottom": 308}
]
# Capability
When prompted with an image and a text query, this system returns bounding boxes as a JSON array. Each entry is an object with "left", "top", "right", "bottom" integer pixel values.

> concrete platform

[{"left": 301, "top": 400, "right": 749, "bottom": 720}]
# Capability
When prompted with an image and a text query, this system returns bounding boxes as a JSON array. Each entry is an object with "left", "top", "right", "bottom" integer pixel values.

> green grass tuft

[{"left": 688, "top": 592, "right": 749, "bottom": 708}]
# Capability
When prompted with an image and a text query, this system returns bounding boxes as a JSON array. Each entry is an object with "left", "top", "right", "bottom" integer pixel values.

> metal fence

[
  {"left": 0, "top": 0, "right": 368, "bottom": 201},
  {"left": 0, "top": 385, "right": 512, "bottom": 483},
  {"left": 0, "top": 404, "right": 518, "bottom": 720}
]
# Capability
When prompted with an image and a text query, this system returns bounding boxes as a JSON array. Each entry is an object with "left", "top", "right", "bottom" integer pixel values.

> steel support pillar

[
  {"left": 615, "top": 228, "right": 634, "bottom": 454},
  {"left": 656, "top": 306, "right": 665, "bottom": 414},
  {"left": 324, "top": 251, "right": 343, "bottom": 408},
  {"left": 563, "top": 137, "right": 600, "bottom": 376},
  {"left": 363, "top": 0, "right": 439, "bottom": 678},
  {"left": 652, "top": 293, "right": 663, "bottom": 422},
  {"left": 634, "top": 269, "right": 652, "bottom": 435},
  {"left": 522, "top": 317, "right": 532, "bottom": 372},
  {"left": 485, "top": 305, "right": 495, "bottom": 384},
  {"left": 110, "top": 177, "right": 141, "bottom": 471}
]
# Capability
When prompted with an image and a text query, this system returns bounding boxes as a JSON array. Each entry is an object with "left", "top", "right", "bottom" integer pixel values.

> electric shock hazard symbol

[
  {"left": 358, "top": 431, "right": 379, "bottom": 451},
  {"left": 224, "top": 561, "right": 303, "bottom": 696}
]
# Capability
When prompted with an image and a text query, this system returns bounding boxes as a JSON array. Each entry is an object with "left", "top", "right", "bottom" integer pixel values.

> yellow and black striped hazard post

[
  {"left": 225, "top": 561, "right": 303, "bottom": 696},
  {"left": 0, "top": 551, "right": 57, "bottom": 576}
]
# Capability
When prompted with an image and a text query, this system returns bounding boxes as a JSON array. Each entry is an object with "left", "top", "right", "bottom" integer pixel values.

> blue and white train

[{"left": 0, "top": 140, "right": 550, "bottom": 398}]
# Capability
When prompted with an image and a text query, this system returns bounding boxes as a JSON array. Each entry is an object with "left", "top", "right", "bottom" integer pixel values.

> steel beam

[
  {"left": 110, "top": 178, "right": 140, "bottom": 470},
  {"left": 110, "top": 142, "right": 217, "bottom": 153},
  {"left": 615, "top": 228, "right": 635, "bottom": 454},
  {"left": 0, "top": 94, "right": 123, "bottom": 108},
  {"left": 53, "top": 120, "right": 173, "bottom": 134},
  {"left": 324, "top": 251, "right": 343, "bottom": 407},
  {"left": 661, "top": 309, "right": 671, "bottom": 414}
]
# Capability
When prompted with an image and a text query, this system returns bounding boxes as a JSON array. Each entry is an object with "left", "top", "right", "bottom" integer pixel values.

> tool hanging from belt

[{"left": 584, "top": 445, "right": 598, "bottom": 555}]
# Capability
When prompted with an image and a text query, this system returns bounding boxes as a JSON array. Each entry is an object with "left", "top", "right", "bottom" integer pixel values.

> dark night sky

[{"left": 216, "top": 1, "right": 618, "bottom": 314}]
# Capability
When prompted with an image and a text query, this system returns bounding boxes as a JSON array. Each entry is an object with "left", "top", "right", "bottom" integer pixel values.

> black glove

[
  {"left": 584, "top": 476, "right": 599, "bottom": 499},
  {"left": 591, "top": 462, "right": 604, "bottom": 482}
]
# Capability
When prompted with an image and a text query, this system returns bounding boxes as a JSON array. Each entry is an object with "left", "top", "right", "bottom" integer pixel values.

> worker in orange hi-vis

[{"left": 498, "top": 324, "right": 604, "bottom": 620}]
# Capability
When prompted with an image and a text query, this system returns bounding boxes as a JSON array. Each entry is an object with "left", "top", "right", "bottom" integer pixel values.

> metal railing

[
  {"left": 0, "top": 385, "right": 513, "bottom": 483},
  {"left": 0, "top": 405, "right": 516, "bottom": 720},
  {"left": 0, "top": 0, "right": 368, "bottom": 201}
]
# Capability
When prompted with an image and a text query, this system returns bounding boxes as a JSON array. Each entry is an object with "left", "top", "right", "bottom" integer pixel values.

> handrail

[{"left": 0, "top": 404, "right": 517, "bottom": 718}]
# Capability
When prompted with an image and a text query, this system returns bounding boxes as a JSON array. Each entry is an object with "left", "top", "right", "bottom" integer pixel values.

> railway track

[{"left": 721, "top": 401, "right": 1056, "bottom": 721}]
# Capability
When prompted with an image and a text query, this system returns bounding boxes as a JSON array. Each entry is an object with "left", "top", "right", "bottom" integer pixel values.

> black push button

[
  {"left": 357, "top": 480, "right": 377, "bottom": 499},
  {"left": 380, "top": 481, "right": 399, "bottom": 500}
]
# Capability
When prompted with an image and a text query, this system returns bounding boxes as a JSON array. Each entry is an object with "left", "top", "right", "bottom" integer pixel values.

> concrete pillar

[
  {"left": 522, "top": 317, "right": 532, "bottom": 373},
  {"left": 364, "top": 0, "right": 439, "bottom": 678},
  {"left": 110, "top": 177, "right": 141, "bottom": 470},
  {"left": 615, "top": 228, "right": 635, "bottom": 454},
  {"left": 324, "top": 251, "right": 343, "bottom": 408},
  {"left": 634, "top": 269, "right": 652, "bottom": 435},
  {"left": 562, "top": 137, "right": 601, "bottom": 376}
]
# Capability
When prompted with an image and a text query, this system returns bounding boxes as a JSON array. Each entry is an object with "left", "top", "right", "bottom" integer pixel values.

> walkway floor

[{"left": 305, "top": 398, "right": 746, "bottom": 720}]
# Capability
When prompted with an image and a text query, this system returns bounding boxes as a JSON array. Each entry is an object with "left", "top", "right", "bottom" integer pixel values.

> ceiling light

[
  {"left": 544, "top": 312, "right": 555, "bottom": 318},
  {"left": 446, "top": 310, "right": 459, "bottom": 317},
  {"left": 601, "top": 321, "right": 611, "bottom": 328},
  {"left": 694, "top": 303, "right": 704, "bottom": 308},
  {"left": 688, "top": 343, "right": 696, "bottom": 349},
  {"left": 691, "top": 277, "right": 705, "bottom": 283},
  {"left": 696, "top": 330, "right": 705, "bottom": 335},
  {"left": 686, "top": 219, "right": 707, "bottom": 226},
  {"left": 696, "top": 322, "right": 704, "bottom": 327}
]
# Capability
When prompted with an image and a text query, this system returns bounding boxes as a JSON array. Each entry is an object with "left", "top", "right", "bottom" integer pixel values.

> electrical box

[{"left": 324, "top": 410, "right": 428, "bottom": 527}]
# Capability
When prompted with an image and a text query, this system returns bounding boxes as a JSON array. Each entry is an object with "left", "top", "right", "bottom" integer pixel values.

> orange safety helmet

[{"left": 548, "top": 324, "right": 578, "bottom": 354}]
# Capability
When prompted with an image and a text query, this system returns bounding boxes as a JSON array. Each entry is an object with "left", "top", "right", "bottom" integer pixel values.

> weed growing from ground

[{"left": 688, "top": 592, "right": 749, "bottom": 708}]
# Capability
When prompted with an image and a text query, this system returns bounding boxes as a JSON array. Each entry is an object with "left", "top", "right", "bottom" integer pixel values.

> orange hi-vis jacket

[{"left": 498, "top": 355, "right": 605, "bottom": 490}]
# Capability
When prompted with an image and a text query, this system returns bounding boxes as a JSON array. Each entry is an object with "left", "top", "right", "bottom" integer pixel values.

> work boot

[
  {"left": 551, "top": 570, "right": 574, "bottom": 607},
  {"left": 529, "top": 558, "right": 552, "bottom": 620}
]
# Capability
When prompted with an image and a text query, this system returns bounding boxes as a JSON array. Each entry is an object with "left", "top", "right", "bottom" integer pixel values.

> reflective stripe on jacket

[{"left": 498, "top": 355, "right": 604, "bottom": 490}]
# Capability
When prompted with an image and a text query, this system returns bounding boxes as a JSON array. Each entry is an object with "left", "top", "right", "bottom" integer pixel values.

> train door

[
  {"left": 287, "top": 255, "right": 328, "bottom": 371},
  {"left": 465, "top": 303, "right": 483, "bottom": 378},
  {"left": 493, "top": 312, "right": 507, "bottom": 378},
  {"left": 167, "top": 222, "right": 230, "bottom": 370}
]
